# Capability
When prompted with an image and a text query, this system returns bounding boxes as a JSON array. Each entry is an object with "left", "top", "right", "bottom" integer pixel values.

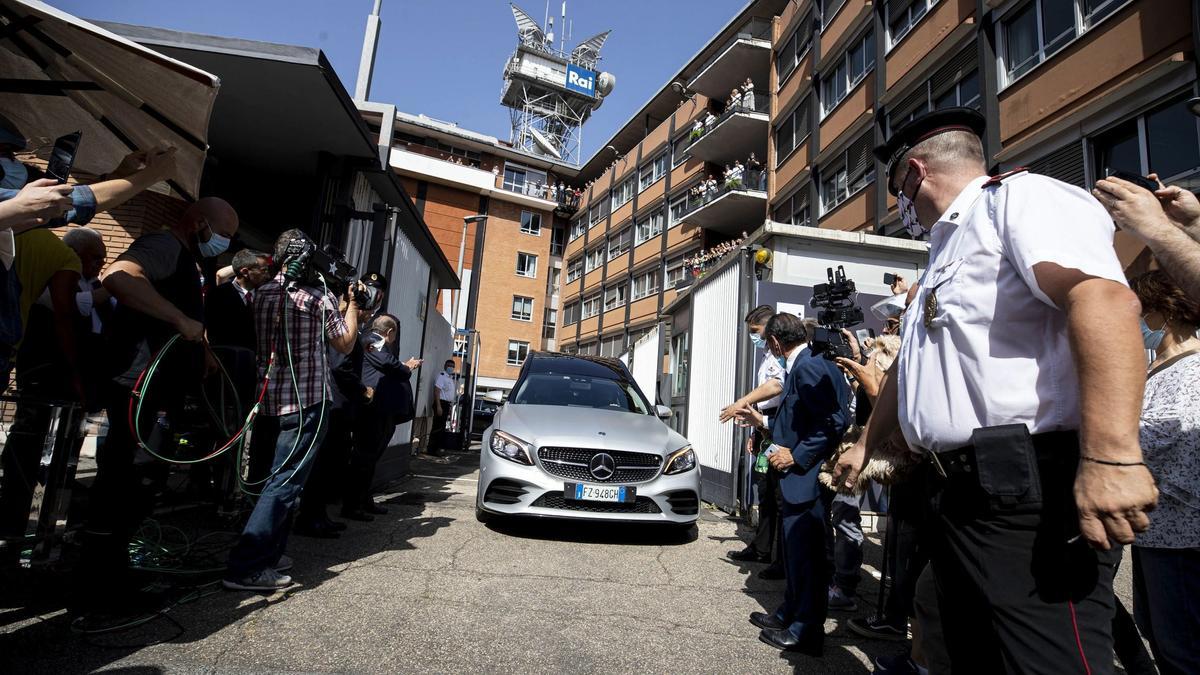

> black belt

[{"left": 926, "top": 430, "right": 1079, "bottom": 478}]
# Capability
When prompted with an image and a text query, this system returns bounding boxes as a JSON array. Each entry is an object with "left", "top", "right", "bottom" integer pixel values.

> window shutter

[
  {"left": 888, "top": 0, "right": 914, "bottom": 23},
  {"left": 930, "top": 47, "right": 977, "bottom": 100},
  {"left": 1028, "top": 141, "right": 1086, "bottom": 188},
  {"left": 846, "top": 133, "right": 874, "bottom": 182},
  {"left": 890, "top": 85, "right": 929, "bottom": 130}
]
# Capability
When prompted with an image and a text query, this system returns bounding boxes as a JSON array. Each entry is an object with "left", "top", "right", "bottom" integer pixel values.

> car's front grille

[
  {"left": 665, "top": 490, "right": 699, "bottom": 515},
  {"left": 537, "top": 447, "right": 662, "bottom": 483},
  {"left": 531, "top": 491, "right": 662, "bottom": 514}
]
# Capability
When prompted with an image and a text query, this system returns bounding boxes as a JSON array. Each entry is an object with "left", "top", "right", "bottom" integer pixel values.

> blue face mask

[
  {"left": 776, "top": 355, "right": 787, "bottom": 370},
  {"left": 1141, "top": 318, "right": 1166, "bottom": 351},
  {"left": 197, "top": 224, "right": 230, "bottom": 258},
  {"left": 0, "top": 157, "right": 29, "bottom": 190},
  {"left": 750, "top": 332, "right": 765, "bottom": 350}
]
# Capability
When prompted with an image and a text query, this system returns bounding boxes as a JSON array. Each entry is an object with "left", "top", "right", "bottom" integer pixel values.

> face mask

[
  {"left": 1141, "top": 318, "right": 1166, "bottom": 351},
  {"left": 897, "top": 187, "right": 923, "bottom": 238},
  {"left": 198, "top": 231, "right": 230, "bottom": 258},
  {"left": 776, "top": 355, "right": 787, "bottom": 370},
  {"left": 445, "top": 368, "right": 455, "bottom": 375},
  {"left": 369, "top": 334, "right": 387, "bottom": 352},
  {"left": 750, "top": 333, "right": 765, "bottom": 350},
  {"left": 0, "top": 157, "right": 29, "bottom": 190}
]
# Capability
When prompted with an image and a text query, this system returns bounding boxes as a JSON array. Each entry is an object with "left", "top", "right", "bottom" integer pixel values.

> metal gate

[
  {"left": 683, "top": 264, "right": 741, "bottom": 510},
  {"left": 629, "top": 326, "right": 660, "bottom": 404}
]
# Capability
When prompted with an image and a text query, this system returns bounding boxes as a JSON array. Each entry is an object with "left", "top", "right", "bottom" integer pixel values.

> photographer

[{"left": 223, "top": 229, "right": 360, "bottom": 592}]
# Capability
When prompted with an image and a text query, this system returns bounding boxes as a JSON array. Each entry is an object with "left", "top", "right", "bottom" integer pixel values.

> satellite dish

[
  {"left": 529, "top": 128, "right": 563, "bottom": 159},
  {"left": 596, "top": 72, "right": 615, "bottom": 98}
]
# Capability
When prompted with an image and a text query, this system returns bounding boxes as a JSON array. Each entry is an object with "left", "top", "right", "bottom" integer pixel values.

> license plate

[{"left": 565, "top": 482, "right": 635, "bottom": 503}]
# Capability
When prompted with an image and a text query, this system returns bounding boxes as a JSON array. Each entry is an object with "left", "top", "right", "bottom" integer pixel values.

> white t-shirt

[{"left": 435, "top": 371, "right": 456, "bottom": 403}]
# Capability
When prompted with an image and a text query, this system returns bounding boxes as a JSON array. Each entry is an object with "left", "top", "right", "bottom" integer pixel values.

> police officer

[{"left": 835, "top": 109, "right": 1158, "bottom": 674}]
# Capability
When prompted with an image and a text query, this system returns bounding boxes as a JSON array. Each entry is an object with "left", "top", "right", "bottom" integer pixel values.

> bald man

[{"left": 80, "top": 197, "right": 240, "bottom": 604}]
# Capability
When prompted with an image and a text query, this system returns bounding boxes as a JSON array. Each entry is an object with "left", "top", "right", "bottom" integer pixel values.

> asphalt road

[{"left": 0, "top": 447, "right": 1139, "bottom": 674}]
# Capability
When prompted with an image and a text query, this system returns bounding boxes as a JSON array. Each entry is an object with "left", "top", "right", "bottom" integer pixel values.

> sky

[{"left": 53, "top": 0, "right": 742, "bottom": 164}]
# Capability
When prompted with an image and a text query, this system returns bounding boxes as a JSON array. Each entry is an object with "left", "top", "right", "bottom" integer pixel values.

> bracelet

[{"left": 1081, "top": 456, "right": 1147, "bottom": 467}]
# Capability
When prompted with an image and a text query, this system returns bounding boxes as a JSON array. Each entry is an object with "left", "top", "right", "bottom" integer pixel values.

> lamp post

[{"left": 454, "top": 215, "right": 488, "bottom": 331}]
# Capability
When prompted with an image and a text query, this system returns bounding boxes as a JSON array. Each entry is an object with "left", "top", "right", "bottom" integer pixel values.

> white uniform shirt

[
  {"left": 435, "top": 371, "right": 456, "bottom": 403},
  {"left": 755, "top": 351, "right": 786, "bottom": 411},
  {"left": 897, "top": 172, "right": 1128, "bottom": 452}
]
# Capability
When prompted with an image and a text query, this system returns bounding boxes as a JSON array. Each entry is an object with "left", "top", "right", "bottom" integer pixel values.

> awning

[{"left": 0, "top": 0, "right": 219, "bottom": 200}]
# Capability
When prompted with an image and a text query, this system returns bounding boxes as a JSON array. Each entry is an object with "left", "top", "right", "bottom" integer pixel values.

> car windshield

[{"left": 510, "top": 373, "right": 651, "bottom": 414}]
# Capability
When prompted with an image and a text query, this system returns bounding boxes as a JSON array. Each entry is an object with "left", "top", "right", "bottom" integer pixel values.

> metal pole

[{"left": 452, "top": 219, "right": 468, "bottom": 330}]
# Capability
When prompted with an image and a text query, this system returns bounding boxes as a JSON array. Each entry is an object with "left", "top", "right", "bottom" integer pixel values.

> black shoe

[
  {"left": 322, "top": 517, "right": 348, "bottom": 532},
  {"left": 758, "top": 564, "right": 785, "bottom": 580},
  {"left": 293, "top": 520, "right": 341, "bottom": 539},
  {"left": 728, "top": 547, "right": 770, "bottom": 563},
  {"left": 758, "top": 627, "right": 823, "bottom": 656},
  {"left": 848, "top": 616, "right": 908, "bottom": 641},
  {"left": 340, "top": 508, "right": 374, "bottom": 522},
  {"left": 361, "top": 501, "right": 388, "bottom": 515},
  {"left": 749, "top": 611, "right": 786, "bottom": 631}
]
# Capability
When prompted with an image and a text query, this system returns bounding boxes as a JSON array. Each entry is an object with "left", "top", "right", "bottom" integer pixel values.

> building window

[
  {"left": 548, "top": 266, "right": 561, "bottom": 292},
  {"left": 578, "top": 341, "right": 598, "bottom": 356},
  {"left": 516, "top": 252, "right": 538, "bottom": 278},
  {"left": 665, "top": 255, "right": 688, "bottom": 290},
  {"left": 604, "top": 281, "right": 628, "bottom": 311},
  {"left": 566, "top": 256, "right": 583, "bottom": 282},
  {"left": 886, "top": 0, "right": 937, "bottom": 48},
  {"left": 569, "top": 218, "right": 586, "bottom": 241},
  {"left": 1091, "top": 93, "right": 1200, "bottom": 192},
  {"left": 543, "top": 308, "right": 557, "bottom": 339},
  {"left": 584, "top": 246, "right": 605, "bottom": 273},
  {"left": 562, "top": 301, "right": 580, "bottom": 325},
  {"left": 601, "top": 334, "right": 624, "bottom": 357},
  {"left": 503, "top": 162, "right": 548, "bottom": 196},
  {"left": 588, "top": 199, "right": 610, "bottom": 228},
  {"left": 820, "top": 134, "right": 874, "bottom": 214},
  {"left": 610, "top": 177, "right": 635, "bottom": 210},
  {"left": 773, "top": 187, "right": 811, "bottom": 226},
  {"left": 775, "top": 12, "right": 813, "bottom": 84},
  {"left": 607, "top": 227, "right": 633, "bottom": 260},
  {"left": 511, "top": 295, "right": 534, "bottom": 321},
  {"left": 581, "top": 293, "right": 601, "bottom": 319},
  {"left": 670, "top": 332, "right": 690, "bottom": 397},
  {"left": 671, "top": 132, "right": 692, "bottom": 167},
  {"left": 1000, "top": 0, "right": 1128, "bottom": 86},
  {"left": 631, "top": 268, "right": 660, "bottom": 300},
  {"left": 820, "top": 31, "right": 874, "bottom": 117},
  {"left": 520, "top": 211, "right": 542, "bottom": 235},
  {"left": 639, "top": 154, "right": 668, "bottom": 191},
  {"left": 820, "top": 0, "right": 850, "bottom": 27},
  {"left": 506, "top": 340, "right": 530, "bottom": 366},
  {"left": 775, "top": 96, "right": 811, "bottom": 165},
  {"left": 550, "top": 223, "right": 566, "bottom": 255},
  {"left": 887, "top": 50, "right": 981, "bottom": 134},
  {"left": 635, "top": 208, "right": 665, "bottom": 244}
]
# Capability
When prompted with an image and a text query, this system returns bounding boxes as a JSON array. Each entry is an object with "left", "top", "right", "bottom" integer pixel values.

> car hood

[{"left": 493, "top": 404, "right": 689, "bottom": 456}]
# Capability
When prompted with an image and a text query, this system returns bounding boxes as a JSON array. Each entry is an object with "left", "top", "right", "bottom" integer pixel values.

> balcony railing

[
  {"left": 685, "top": 95, "right": 770, "bottom": 150},
  {"left": 678, "top": 170, "right": 767, "bottom": 220}
]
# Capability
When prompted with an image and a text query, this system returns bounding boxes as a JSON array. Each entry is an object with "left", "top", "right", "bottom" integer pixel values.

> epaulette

[{"left": 983, "top": 167, "right": 1029, "bottom": 188}]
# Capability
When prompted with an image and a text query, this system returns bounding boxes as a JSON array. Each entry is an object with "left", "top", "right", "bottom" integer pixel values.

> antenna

[{"left": 560, "top": 2, "right": 566, "bottom": 53}]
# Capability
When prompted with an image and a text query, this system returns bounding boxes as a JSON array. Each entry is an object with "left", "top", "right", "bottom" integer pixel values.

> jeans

[
  {"left": 227, "top": 403, "right": 328, "bottom": 578},
  {"left": 1132, "top": 546, "right": 1200, "bottom": 675},
  {"left": 825, "top": 491, "right": 864, "bottom": 596}
]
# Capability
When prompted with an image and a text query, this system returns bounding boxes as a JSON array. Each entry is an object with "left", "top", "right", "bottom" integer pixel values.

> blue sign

[{"left": 565, "top": 63, "right": 597, "bottom": 97}]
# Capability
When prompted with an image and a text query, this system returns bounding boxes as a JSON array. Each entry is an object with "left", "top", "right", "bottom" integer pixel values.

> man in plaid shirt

[{"left": 224, "top": 229, "right": 361, "bottom": 592}]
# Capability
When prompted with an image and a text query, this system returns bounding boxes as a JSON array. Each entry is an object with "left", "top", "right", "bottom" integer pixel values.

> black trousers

[
  {"left": 345, "top": 403, "right": 394, "bottom": 507},
  {"left": 298, "top": 406, "right": 352, "bottom": 522},
  {"left": 750, "top": 468, "right": 782, "bottom": 562},
  {"left": 881, "top": 478, "right": 929, "bottom": 627},
  {"left": 430, "top": 410, "right": 449, "bottom": 451},
  {"left": 924, "top": 435, "right": 1120, "bottom": 675}
]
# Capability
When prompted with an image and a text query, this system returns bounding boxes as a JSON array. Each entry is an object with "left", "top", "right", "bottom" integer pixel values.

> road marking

[{"left": 410, "top": 474, "right": 479, "bottom": 483}]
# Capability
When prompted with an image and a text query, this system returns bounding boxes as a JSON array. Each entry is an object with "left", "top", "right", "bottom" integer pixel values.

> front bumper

[{"left": 477, "top": 445, "right": 701, "bottom": 524}]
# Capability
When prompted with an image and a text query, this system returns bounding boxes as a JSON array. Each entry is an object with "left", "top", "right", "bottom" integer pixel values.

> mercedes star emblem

[{"left": 589, "top": 453, "right": 616, "bottom": 481}]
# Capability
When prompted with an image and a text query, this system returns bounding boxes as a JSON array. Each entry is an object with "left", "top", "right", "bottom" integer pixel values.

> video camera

[
  {"left": 279, "top": 233, "right": 364, "bottom": 303},
  {"left": 809, "top": 266, "right": 864, "bottom": 361}
]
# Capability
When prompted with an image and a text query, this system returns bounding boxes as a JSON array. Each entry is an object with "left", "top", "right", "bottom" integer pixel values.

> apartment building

[
  {"left": 361, "top": 110, "right": 579, "bottom": 391},
  {"left": 557, "top": 0, "right": 1197, "bottom": 356}
]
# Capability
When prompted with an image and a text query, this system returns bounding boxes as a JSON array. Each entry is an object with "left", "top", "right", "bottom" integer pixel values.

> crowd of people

[
  {"left": 681, "top": 231, "right": 749, "bottom": 279},
  {"left": 0, "top": 113, "right": 463, "bottom": 600},
  {"left": 716, "top": 106, "right": 1200, "bottom": 675}
]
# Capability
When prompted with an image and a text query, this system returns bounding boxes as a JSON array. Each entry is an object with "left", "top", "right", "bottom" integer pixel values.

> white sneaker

[
  {"left": 222, "top": 568, "right": 294, "bottom": 591},
  {"left": 274, "top": 555, "right": 293, "bottom": 573}
]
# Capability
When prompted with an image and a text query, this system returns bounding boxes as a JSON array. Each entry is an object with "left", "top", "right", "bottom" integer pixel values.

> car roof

[{"left": 525, "top": 351, "right": 630, "bottom": 379}]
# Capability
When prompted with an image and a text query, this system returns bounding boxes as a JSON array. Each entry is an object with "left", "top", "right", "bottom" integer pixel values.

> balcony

[
  {"left": 685, "top": 97, "right": 769, "bottom": 165},
  {"left": 676, "top": 175, "right": 768, "bottom": 236},
  {"left": 687, "top": 18, "right": 772, "bottom": 100}
]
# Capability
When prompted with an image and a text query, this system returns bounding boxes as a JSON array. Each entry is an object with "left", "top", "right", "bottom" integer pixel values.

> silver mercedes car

[{"left": 476, "top": 352, "right": 700, "bottom": 528}]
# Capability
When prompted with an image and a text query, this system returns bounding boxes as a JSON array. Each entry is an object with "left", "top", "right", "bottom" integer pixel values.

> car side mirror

[
  {"left": 655, "top": 405, "right": 673, "bottom": 419},
  {"left": 483, "top": 390, "right": 505, "bottom": 404}
]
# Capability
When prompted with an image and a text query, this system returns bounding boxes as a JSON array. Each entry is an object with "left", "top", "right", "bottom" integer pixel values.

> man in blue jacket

[{"left": 746, "top": 312, "right": 850, "bottom": 655}]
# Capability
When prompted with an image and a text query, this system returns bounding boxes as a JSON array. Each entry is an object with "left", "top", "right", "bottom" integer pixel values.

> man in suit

[
  {"left": 743, "top": 312, "right": 850, "bottom": 656},
  {"left": 206, "top": 249, "right": 270, "bottom": 352}
]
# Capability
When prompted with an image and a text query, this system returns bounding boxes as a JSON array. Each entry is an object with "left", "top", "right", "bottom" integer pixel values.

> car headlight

[
  {"left": 489, "top": 430, "right": 534, "bottom": 465},
  {"left": 663, "top": 446, "right": 697, "bottom": 475}
]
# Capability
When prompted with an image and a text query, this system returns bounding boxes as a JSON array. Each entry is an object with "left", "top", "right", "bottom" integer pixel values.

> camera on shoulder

[
  {"left": 810, "top": 266, "right": 864, "bottom": 361},
  {"left": 279, "top": 232, "right": 360, "bottom": 300}
]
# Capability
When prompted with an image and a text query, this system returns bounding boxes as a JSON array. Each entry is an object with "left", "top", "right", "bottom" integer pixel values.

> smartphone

[
  {"left": 1109, "top": 169, "right": 1158, "bottom": 192},
  {"left": 883, "top": 272, "right": 897, "bottom": 285},
  {"left": 45, "top": 131, "right": 82, "bottom": 184}
]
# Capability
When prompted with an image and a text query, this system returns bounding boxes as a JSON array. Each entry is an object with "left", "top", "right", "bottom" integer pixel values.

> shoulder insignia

[{"left": 983, "top": 167, "right": 1029, "bottom": 188}]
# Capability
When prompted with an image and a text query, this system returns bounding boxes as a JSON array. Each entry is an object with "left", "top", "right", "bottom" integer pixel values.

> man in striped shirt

[{"left": 224, "top": 229, "right": 361, "bottom": 592}]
